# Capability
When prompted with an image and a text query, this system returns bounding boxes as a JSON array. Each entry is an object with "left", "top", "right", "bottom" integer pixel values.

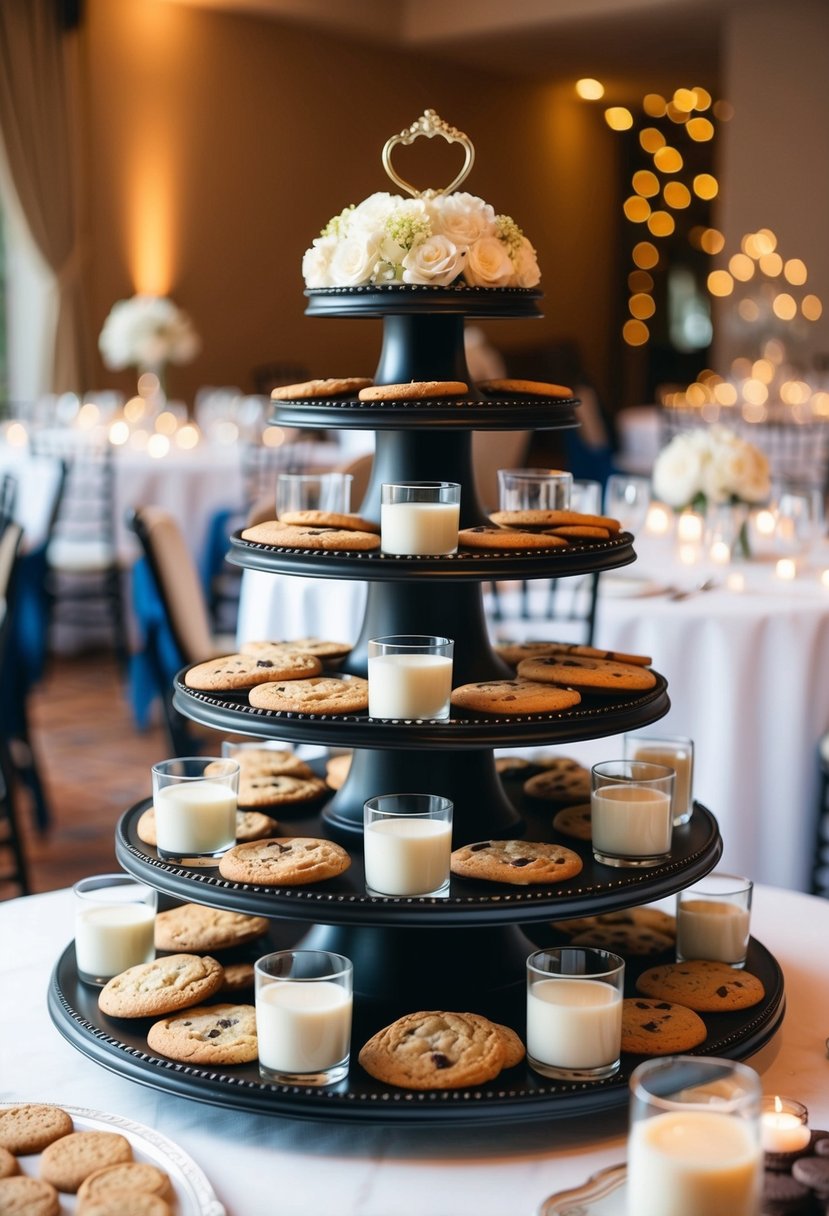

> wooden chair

[
  {"left": 129, "top": 506, "right": 235, "bottom": 755},
  {"left": 0, "top": 523, "right": 31, "bottom": 896}
]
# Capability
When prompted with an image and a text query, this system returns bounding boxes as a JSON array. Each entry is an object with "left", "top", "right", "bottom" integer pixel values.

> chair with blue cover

[
  {"left": 129, "top": 505, "right": 235, "bottom": 755},
  {"left": 0, "top": 522, "right": 32, "bottom": 895}
]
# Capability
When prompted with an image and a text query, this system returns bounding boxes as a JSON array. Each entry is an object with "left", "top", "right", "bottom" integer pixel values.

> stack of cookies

[
  {"left": 0, "top": 1104, "right": 178, "bottom": 1213},
  {"left": 459, "top": 507, "right": 625, "bottom": 553},
  {"left": 182, "top": 637, "right": 370, "bottom": 718}
]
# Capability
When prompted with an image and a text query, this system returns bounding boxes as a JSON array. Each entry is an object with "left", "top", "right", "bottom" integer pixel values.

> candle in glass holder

[
  {"left": 367, "top": 636, "right": 454, "bottom": 720},
  {"left": 380, "top": 482, "right": 460, "bottom": 555},
  {"left": 760, "top": 1097, "right": 810, "bottom": 1153}
]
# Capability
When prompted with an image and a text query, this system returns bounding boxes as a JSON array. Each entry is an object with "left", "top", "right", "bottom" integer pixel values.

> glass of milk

[
  {"left": 255, "top": 950, "right": 353, "bottom": 1086},
  {"left": 497, "top": 468, "right": 572, "bottom": 512},
  {"left": 624, "top": 733, "right": 694, "bottom": 826},
  {"left": 627, "top": 1055, "right": 763, "bottom": 1216},
  {"left": 151, "top": 757, "right": 240, "bottom": 862},
  {"left": 591, "top": 760, "right": 675, "bottom": 868},
  {"left": 676, "top": 872, "right": 753, "bottom": 968},
  {"left": 526, "top": 947, "right": 625, "bottom": 1081},
  {"left": 74, "top": 873, "right": 157, "bottom": 986},
  {"left": 380, "top": 482, "right": 460, "bottom": 555},
  {"left": 363, "top": 794, "right": 453, "bottom": 898},
  {"left": 275, "top": 471, "right": 352, "bottom": 518},
  {"left": 367, "top": 635, "right": 454, "bottom": 721}
]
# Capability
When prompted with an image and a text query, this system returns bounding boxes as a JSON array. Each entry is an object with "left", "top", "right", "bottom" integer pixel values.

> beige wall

[
  {"left": 714, "top": 0, "right": 829, "bottom": 374},
  {"left": 81, "top": 0, "right": 620, "bottom": 404}
]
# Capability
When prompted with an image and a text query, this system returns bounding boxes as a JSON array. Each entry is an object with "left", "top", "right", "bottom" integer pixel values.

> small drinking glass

[
  {"left": 570, "top": 479, "right": 603, "bottom": 514},
  {"left": 604, "top": 474, "right": 651, "bottom": 533},
  {"left": 74, "top": 874, "right": 157, "bottom": 987},
  {"left": 380, "top": 482, "right": 460, "bottom": 555},
  {"left": 624, "top": 734, "right": 694, "bottom": 826},
  {"left": 676, "top": 872, "right": 753, "bottom": 968},
  {"left": 367, "top": 635, "right": 454, "bottom": 721},
  {"left": 591, "top": 760, "right": 675, "bottom": 868},
  {"left": 526, "top": 947, "right": 625, "bottom": 1081},
  {"left": 363, "top": 794, "right": 453, "bottom": 898},
  {"left": 151, "top": 757, "right": 240, "bottom": 862},
  {"left": 275, "top": 471, "right": 352, "bottom": 518},
  {"left": 627, "top": 1056, "right": 763, "bottom": 1216},
  {"left": 774, "top": 485, "right": 825, "bottom": 554},
  {"left": 497, "top": 468, "right": 572, "bottom": 512},
  {"left": 255, "top": 950, "right": 353, "bottom": 1085}
]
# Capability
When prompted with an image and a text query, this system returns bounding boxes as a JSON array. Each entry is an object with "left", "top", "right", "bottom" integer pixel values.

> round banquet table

[{"left": 1, "top": 884, "right": 826, "bottom": 1216}]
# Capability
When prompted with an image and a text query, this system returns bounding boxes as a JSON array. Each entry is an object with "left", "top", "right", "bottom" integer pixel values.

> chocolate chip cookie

[{"left": 450, "top": 839, "right": 583, "bottom": 886}]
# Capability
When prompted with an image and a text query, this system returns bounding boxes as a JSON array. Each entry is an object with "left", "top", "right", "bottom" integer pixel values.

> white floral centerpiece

[
  {"left": 98, "top": 295, "right": 201, "bottom": 382},
  {"left": 302, "top": 191, "right": 541, "bottom": 290},
  {"left": 653, "top": 425, "right": 771, "bottom": 556}
]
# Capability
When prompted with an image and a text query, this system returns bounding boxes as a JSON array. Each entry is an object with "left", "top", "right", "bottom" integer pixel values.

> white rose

[
  {"left": 302, "top": 235, "right": 337, "bottom": 288},
  {"left": 350, "top": 192, "right": 396, "bottom": 233},
  {"left": 511, "top": 236, "right": 541, "bottom": 288},
  {"left": 430, "top": 192, "right": 496, "bottom": 249},
  {"left": 401, "top": 235, "right": 465, "bottom": 286},
  {"left": 652, "top": 436, "right": 705, "bottom": 507},
  {"left": 463, "top": 236, "right": 515, "bottom": 287},
  {"left": 329, "top": 232, "right": 383, "bottom": 287}
]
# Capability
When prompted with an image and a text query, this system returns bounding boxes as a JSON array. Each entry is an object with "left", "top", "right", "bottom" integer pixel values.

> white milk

[
  {"left": 256, "top": 981, "right": 352, "bottom": 1074},
  {"left": 591, "top": 785, "right": 672, "bottom": 859},
  {"left": 631, "top": 744, "right": 693, "bottom": 823},
  {"left": 381, "top": 502, "right": 460, "bottom": 555},
  {"left": 677, "top": 899, "right": 750, "bottom": 964},
  {"left": 154, "top": 780, "right": 237, "bottom": 854},
  {"left": 527, "top": 978, "right": 622, "bottom": 1071},
  {"left": 368, "top": 653, "right": 453, "bottom": 719},
  {"left": 364, "top": 818, "right": 452, "bottom": 895},
  {"left": 75, "top": 902, "right": 155, "bottom": 979},
  {"left": 627, "top": 1110, "right": 762, "bottom": 1216}
]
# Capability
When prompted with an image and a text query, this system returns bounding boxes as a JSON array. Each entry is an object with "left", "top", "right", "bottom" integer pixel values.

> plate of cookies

[{"left": 0, "top": 1102, "right": 224, "bottom": 1215}]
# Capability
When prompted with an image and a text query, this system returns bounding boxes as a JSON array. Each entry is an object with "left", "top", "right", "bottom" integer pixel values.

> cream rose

[
  {"left": 329, "top": 232, "right": 383, "bottom": 287},
  {"left": 463, "top": 236, "right": 515, "bottom": 287},
  {"left": 301, "top": 236, "right": 337, "bottom": 289},
  {"left": 430, "top": 193, "right": 496, "bottom": 249},
  {"left": 511, "top": 236, "right": 541, "bottom": 288},
  {"left": 652, "top": 435, "right": 705, "bottom": 508},
  {"left": 402, "top": 235, "right": 465, "bottom": 286}
]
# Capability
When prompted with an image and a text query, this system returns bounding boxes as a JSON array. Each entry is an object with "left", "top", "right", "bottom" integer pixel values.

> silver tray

[{"left": 0, "top": 1102, "right": 224, "bottom": 1214}]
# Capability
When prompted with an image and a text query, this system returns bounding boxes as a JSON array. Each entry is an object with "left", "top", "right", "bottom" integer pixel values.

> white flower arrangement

[
  {"left": 98, "top": 294, "right": 201, "bottom": 373},
  {"left": 652, "top": 425, "right": 771, "bottom": 511},
  {"left": 302, "top": 191, "right": 541, "bottom": 290}
]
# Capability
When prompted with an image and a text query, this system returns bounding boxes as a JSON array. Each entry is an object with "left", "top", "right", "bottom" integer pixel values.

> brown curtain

[{"left": 0, "top": 0, "right": 89, "bottom": 393}]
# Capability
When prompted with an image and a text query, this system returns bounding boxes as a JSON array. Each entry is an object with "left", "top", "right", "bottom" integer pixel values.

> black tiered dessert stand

[{"left": 49, "top": 285, "right": 784, "bottom": 1125}]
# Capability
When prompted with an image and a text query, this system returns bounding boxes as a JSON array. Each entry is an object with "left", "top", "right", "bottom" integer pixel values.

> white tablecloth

[
  {"left": 237, "top": 535, "right": 829, "bottom": 892},
  {"left": 1, "top": 885, "right": 825, "bottom": 1216}
]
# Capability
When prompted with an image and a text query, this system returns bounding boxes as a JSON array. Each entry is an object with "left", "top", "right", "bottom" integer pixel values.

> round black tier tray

[
  {"left": 48, "top": 934, "right": 784, "bottom": 1127},
  {"left": 270, "top": 395, "right": 580, "bottom": 432},
  {"left": 228, "top": 530, "right": 636, "bottom": 581},
  {"left": 114, "top": 793, "right": 719, "bottom": 927},
  {"left": 173, "top": 670, "right": 670, "bottom": 750},
  {"left": 304, "top": 284, "right": 543, "bottom": 319}
]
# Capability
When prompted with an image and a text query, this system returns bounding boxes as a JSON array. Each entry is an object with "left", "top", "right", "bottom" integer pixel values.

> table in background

[{"left": 0, "top": 884, "right": 824, "bottom": 1216}]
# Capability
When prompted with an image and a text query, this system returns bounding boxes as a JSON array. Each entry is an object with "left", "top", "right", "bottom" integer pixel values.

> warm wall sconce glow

[
  {"left": 576, "top": 78, "right": 604, "bottom": 100},
  {"left": 604, "top": 107, "right": 633, "bottom": 130}
]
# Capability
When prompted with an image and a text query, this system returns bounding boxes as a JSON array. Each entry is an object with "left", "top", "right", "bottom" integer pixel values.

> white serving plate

[
  {"left": 1, "top": 1102, "right": 225, "bottom": 1215},
  {"left": 537, "top": 1163, "right": 626, "bottom": 1215}
]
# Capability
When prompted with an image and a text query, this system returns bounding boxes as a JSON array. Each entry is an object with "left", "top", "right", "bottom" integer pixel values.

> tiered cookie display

[{"left": 48, "top": 112, "right": 784, "bottom": 1123}]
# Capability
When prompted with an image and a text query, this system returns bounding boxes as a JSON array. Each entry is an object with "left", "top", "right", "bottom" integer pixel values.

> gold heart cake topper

[{"left": 382, "top": 110, "right": 476, "bottom": 199}]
